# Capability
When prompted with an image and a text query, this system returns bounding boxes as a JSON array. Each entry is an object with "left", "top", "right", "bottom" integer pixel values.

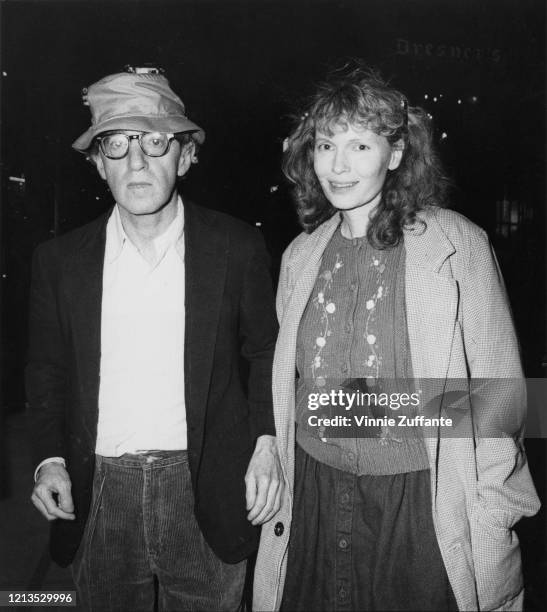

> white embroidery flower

[
  {"left": 316, "top": 337, "right": 326, "bottom": 347},
  {"left": 366, "top": 299, "right": 375, "bottom": 310},
  {"left": 325, "top": 302, "right": 336, "bottom": 314},
  {"left": 367, "top": 334, "right": 376, "bottom": 345},
  {"left": 318, "top": 292, "right": 325, "bottom": 304},
  {"left": 377, "top": 286, "right": 384, "bottom": 298},
  {"left": 334, "top": 261, "right": 343, "bottom": 269},
  {"left": 373, "top": 258, "right": 379, "bottom": 266}
]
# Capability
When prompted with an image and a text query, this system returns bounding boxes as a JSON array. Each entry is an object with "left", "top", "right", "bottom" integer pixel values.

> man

[{"left": 27, "top": 66, "right": 282, "bottom": 611}]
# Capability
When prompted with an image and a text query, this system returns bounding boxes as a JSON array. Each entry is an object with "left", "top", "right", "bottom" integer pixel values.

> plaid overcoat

[{"left": 253, "top": 207, "right": 540, "bottom": 611}]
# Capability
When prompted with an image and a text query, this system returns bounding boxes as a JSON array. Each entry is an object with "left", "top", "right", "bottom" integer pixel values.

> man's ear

[
  {"left": 388, "top": 140, "right": 404, "bottom": 171},
  {"left": 177, "top": 141, "right": 195, "bottom": 178},
  {"left": 92, "top": 153, "right": 107, "bottom": 180}
]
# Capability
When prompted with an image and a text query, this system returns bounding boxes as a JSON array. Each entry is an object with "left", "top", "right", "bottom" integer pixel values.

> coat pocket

[{"left": 470, "top": 503, "right": 523, "bottom": 611}]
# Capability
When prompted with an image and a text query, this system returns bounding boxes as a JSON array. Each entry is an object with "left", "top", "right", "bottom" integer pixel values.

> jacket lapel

[
  {"left": 63, "top": 212, "right": 109, "bottom": 445},
  {"left": 183, "top": 202, "right": 227, "bottom": 459},
  {"left": 404, "top": 211, "right": 458, "bottom": 380}
]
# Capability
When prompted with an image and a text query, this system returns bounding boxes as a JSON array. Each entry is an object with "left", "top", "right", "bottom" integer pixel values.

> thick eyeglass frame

[{"left": 96, "top": 131, "right": 177, "bottom": 159}]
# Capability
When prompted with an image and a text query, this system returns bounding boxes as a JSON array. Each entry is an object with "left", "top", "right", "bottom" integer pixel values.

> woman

[{"left": 254, "top": 66, "right": 539, "bottom": 611}]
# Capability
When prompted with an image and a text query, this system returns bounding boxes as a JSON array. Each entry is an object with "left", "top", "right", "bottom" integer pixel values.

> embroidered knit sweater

[{"left": 295, "top": 227, "right": 429, "bottom": 475}]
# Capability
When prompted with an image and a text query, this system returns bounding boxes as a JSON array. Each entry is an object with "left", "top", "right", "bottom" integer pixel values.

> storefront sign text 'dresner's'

[{"left": 396, "top": 38, "right": 502, "bottom": 64}]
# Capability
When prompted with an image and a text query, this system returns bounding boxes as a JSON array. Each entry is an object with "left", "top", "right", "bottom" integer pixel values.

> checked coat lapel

[{"left": 404, "top": 213, "right": 459, "bottom": 381}]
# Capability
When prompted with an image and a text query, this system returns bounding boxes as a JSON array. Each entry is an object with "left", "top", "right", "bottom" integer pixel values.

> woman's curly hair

[{"left": 282, "top": 65, "right": 449, "bottom": 246}]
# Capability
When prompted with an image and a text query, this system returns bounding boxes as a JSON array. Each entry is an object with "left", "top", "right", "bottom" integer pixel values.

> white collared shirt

[{"left": 95, "top": 197, "right": 187, "bottom": 456}]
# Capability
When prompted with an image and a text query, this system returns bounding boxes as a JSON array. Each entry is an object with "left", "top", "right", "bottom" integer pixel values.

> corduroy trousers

[{"left": 72, "top": 451, "right": 246, "bottom": 612}]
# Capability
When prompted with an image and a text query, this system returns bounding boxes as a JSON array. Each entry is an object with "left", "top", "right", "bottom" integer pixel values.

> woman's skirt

[{"left": 280, "top": 443, "right": 458, "bottom": 611}]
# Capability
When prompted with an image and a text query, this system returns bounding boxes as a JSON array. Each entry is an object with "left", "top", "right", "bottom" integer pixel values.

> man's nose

[
  {"left": 127, "top": 139, "right": 148, "bottom": 170},
  {"left": 332, "top": 148, "right": 349, "bottom": 174}
]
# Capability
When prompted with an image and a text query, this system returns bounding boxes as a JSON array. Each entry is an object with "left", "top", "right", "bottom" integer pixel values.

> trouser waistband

[{"left": 96, "top": 450, "right": 188, "bottom": 467}]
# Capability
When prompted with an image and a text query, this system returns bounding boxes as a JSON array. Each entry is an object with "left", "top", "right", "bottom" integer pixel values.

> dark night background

[{"left": 0, "top": 0, "right": 545, "bottom": 606}]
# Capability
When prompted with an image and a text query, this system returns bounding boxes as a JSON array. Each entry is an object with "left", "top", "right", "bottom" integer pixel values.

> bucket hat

[{"left": 72, "top": 71, "right": 205, "bottom": 152}]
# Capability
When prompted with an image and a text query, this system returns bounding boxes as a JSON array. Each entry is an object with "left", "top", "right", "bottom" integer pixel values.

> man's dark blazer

[{"left": 26, "top": 200, "right": 278, "bottom": 567}]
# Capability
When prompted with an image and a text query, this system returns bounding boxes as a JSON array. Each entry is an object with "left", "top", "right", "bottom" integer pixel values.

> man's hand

[
  {"left": 245, "top": 435, "right": 283, "bottom": 526},
  {"left": 31, "top": 463, "right": 75, "bottom": 521}
]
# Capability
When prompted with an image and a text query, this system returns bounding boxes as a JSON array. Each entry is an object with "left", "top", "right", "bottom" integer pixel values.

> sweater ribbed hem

[{"left": 296, "top": 428, "right": 429, "bottom": 475}]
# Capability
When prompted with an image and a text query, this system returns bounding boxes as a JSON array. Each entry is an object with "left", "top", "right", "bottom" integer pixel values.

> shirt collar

[{"left": 105, "top": 196, "right": 185, "bottom": 264}]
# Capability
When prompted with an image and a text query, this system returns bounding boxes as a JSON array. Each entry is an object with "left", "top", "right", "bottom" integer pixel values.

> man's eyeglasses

[{"left": 96, "top": 132, "right": 176, "bottom": 159}]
